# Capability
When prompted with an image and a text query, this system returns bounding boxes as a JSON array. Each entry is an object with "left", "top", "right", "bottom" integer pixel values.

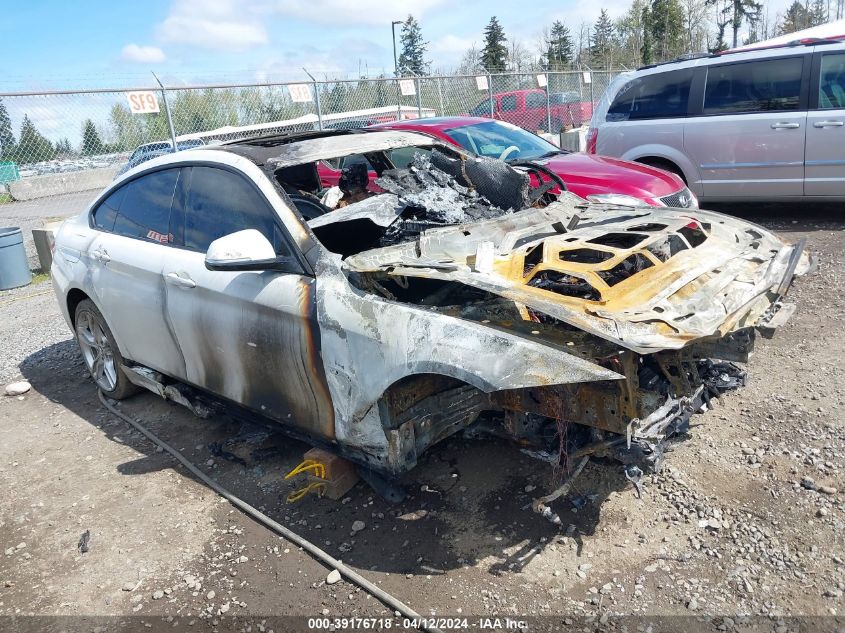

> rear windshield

[{"left": 607, "top": 68, "right": 694, "bottom": 121}]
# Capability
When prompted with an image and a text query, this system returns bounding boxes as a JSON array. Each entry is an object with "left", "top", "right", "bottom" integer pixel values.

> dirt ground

[{"left": 0, "top": 205, "right": 843, "bottom": 632}]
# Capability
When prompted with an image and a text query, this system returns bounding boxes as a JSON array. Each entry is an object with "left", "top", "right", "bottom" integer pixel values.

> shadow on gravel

[
  {"left": 706, "top": 202, "right": 844, "bottom": 232},
  {"left": 20, "top": 340, "right": 634, "bottom": 577}
]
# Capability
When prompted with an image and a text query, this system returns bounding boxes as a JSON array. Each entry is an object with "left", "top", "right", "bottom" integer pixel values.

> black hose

[{"left": 98, "top": 390, "right": 442, "bottom": 633}]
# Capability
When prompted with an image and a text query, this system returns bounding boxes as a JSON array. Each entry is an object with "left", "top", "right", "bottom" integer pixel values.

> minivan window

[
  {"left": 111, "top": 169, "right": 180, "bottom": 243},
  {"left": 607, "top": 68, "right": 694, "bottom": 121},
  {"left": 704, "top": 57, "right": 803, "bottom": 114},
  {"left": 819, "top": 53, "right": 845, "bottom": 109},
  {"left": 183, "top": 166, "right": 291, "bottom": 256}
]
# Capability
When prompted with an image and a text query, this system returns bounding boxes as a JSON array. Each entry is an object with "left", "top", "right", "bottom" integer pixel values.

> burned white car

[{"left": 52, "top": 129, "right": 813, "bottom": 488}]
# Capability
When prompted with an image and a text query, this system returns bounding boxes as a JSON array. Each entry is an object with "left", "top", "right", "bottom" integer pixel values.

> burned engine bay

[{"left": 303, "top": 147, "right": 814, "bottom": 481}]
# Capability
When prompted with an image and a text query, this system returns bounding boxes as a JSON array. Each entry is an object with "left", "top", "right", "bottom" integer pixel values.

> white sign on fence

[
  {"left": 288, "top": 84, "right": 313, "bottom": 103},
  {"left": 398, "top": 79, "right": 416, "bottom": 96},
  {"left": 582, "top": 72, "right": 592, "bottom": 84},
  {"left": 475, "top": 75, "right": 489, "bottom": 91},
  {"left": 125, "top": 91, "right": 160, "bottom": 114},
  {"left": 536, "top": 74, "right": 548, "bottom": 88}
]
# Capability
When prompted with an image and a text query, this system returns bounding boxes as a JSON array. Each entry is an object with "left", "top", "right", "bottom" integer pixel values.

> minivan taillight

[{"left": 586, "top": 127, "right": 598, "bottom": 154}]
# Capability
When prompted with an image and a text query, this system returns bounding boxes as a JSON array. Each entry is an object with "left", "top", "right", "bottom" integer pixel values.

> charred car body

[{"left": 52, "top": 129, "right": 813, "bottom": 483}]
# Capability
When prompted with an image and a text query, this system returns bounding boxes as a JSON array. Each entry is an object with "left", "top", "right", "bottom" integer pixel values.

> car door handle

[
  {"left": 813, "top": 120, "right": 844, "bottom": 128},
  {"left": 165, "top": 272, "right": 197, "bottom": 289},
  {"left": 771, "top": 122, "right": 800, "bottom": 129},
  {"left": 91, "top": 249, "right": 110, "bottom": 263}
]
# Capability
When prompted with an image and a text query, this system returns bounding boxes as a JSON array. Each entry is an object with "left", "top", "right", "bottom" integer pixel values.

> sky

[{"left": 1, "top": 0, "right": 799, "bottom": 91}]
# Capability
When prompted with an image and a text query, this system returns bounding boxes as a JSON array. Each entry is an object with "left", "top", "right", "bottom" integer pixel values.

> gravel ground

[{"left": 0, "top": 206, "right": 843, "bottom": 631}]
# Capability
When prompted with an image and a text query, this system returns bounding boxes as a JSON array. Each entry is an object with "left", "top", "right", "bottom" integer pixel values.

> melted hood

[{"left": 344, "top": 198, "right": 814, "bottom": 353}]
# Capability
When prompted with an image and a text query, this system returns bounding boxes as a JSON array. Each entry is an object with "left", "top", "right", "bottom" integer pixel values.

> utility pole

[{"left": 392, "top": 20, "right": 402, "bottom": 76}]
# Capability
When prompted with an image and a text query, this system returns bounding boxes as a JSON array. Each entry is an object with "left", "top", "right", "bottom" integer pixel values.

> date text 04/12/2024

[{"left": 307, "top": 617, "right": 529, "bottom": 630}]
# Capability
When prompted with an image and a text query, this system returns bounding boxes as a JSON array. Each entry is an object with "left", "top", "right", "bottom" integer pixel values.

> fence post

[
  {"left": 436, "top": 76, "right": 444, "bottom": 117},
  {"left": 545, "top": 82, "right": 552, "bottom": 133},
  {"left": 152, "top": 73, "right": 178, "bottom": 150},
  {"left": 487, "top": 74, "right": 494, "bottom": 118},
  {"left": 313, "top": 81, "right": 323, "bottom": 130},
  {"left": 302, "top": 69, "right": 323, "bottom": 130},
  {"left": 415, "top": 77, "right": 423, "bottom": 119}
]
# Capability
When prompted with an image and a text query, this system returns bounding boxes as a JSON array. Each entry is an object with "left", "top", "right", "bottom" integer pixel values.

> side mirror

[{"left": 205, "top": 229, "right": 281, "bottom": 272}]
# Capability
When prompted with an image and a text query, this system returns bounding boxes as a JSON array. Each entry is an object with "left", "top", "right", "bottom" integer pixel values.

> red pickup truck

[{"left": 468, "top": 89, "right": 592, "bottom": 133}]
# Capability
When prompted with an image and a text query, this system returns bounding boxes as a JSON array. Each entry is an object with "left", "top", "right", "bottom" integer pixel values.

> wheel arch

[
  {"left": 66, "top": 287, "right": 91, "bottom": 328},
  {"left": 621, "top": 144, "right": 699, "bottom": 191}
]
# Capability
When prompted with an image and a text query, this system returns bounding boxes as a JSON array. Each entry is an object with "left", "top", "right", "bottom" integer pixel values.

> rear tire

[{"left": 74, "top": 299, "right": 138, "bottom": 400}]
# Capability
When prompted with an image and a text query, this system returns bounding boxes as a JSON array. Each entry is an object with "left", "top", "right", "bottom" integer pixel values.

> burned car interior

[{"left": 186, "top": 129, "right": 813, "bottom": 497}]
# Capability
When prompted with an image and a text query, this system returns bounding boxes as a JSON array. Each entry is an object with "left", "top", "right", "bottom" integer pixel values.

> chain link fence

[{"left": 0, "top": 70, "right": 622, "bottom": 203}]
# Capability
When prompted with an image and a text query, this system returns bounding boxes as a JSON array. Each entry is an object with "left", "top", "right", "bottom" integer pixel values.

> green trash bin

[{"left": 0, "top": 227, "right": 32, "bottom": 290}]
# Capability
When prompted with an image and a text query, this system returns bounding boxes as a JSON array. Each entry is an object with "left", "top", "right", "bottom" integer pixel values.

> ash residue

[{"left": 376, "top": 151, "right": 508, "bottom": 225}]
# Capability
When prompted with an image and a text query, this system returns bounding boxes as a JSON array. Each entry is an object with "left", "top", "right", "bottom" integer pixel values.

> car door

[
  {"left": 87, "top": 167, "right": 187, "bottom": 378},
  {"left": 161, "top": 164, "right": 335, "bottom": 439},
  {"left": 805, "top": 49, "right": 845, "bottom": 196},
  {"left": 683, "top": 54, "right": 809, "bottom": 199}
]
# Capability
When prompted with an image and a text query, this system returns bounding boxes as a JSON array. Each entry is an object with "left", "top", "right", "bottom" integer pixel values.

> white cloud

[
  {"left": 156, "top": 0, "right": 268, "bottom": 52},
  {"left": 121, "top": 44, "right": 167, "bottom": 63},
  {"left": 255, "top": 0, "right": 446, "bottom": 25}
]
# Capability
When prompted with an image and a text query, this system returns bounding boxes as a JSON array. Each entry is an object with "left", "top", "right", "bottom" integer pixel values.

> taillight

[{"left": 586, "top": 127, "right": 598, "bottom": 154}]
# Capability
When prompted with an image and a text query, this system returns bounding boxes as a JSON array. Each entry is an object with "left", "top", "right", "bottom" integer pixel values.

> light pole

[{"left": 391, "top": 20, "right": 402, "bottom": 76}]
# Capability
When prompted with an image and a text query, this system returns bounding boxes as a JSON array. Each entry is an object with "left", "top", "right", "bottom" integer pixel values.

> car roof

[
  {"left": 636, "top": 35, "right": 845, "bottom": 72},
  {"left": 139, "top": 129, "right": 438, "bottom": 168}
]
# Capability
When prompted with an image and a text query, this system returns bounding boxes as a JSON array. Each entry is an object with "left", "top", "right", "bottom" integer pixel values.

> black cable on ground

[{"left": 98, "top": 390, "right": 442, "bottom": 633}]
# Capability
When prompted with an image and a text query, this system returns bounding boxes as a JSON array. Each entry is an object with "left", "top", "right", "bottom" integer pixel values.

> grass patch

[
  {"left": 30, "top": 271, "right": 50, "bottom": 286},
  {"left": 0, "top": 192, "right": 12, "bottom": 204}
]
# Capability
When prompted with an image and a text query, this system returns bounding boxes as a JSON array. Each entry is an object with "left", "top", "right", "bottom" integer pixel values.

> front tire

[{"left": 74, "top": 299, "right": 138, "bottom": 399}]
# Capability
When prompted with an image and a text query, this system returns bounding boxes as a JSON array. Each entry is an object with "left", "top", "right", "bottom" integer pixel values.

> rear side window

[
  {"left": 92, "top": 186, "right": 126, "bottom": 232},
  {"left": 819, "top": 53, "right": 845, "bottom": 109},
  {"left": 526, "top": 92, "right": 547, "bottom": 109},
  {"left": 93, "top": 169, "right": 179, "bottom": 243},
  {"left": 607, "top": 68, "right": 694, "bottom": 121},
  {"left": 500, "top": 95, "right": 518, "bottom": 112},
  {"left": 183, "top": 166, "right": 291, "bottom": 256},
  {"left": 704, "top": 57, "right": 803, "bottom": 114}
]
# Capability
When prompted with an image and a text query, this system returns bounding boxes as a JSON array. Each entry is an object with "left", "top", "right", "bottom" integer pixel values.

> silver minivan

[{"left": 588, "top": 39, "right": 845, "bottom": 202}]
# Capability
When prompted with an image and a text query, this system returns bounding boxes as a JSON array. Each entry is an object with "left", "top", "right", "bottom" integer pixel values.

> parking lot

[{"left": 1, "top": 200, "right": 843, "bottom": 630}]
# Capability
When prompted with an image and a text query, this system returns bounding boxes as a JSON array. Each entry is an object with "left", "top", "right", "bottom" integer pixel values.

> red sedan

[{"left": 365, "top": 117, "right": 697, "bottom": 209}]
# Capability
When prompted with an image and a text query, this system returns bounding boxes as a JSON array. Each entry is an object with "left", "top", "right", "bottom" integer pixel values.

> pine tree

[
  {"left": 780, "top": 1, "right": 811, "bottom": 33},
  {"left": 591, "top": 9, "right": 616, "bottom": 69},
  {"left": 81, "top": 119, "right": 105, "bottom": 156},
  {"left": 809, "top": 0, "right": 828, "bottom": 25},
  {"left": 398, "top": 15, "right": 429, "bottom": 76},
  {"left": 546, "top": 21, "right": 574, "bottom": 70},
  {"left": 641, "top": 4, "right": 654, "bottom": 64},
  {"left": 648, "top": 0, "right": 685, "bottom": 61},
  {"left": 15, "top": 115, "right": 55, "bottom": 164},
  {"left": 0, "top": 98, "right": 15, "bottom": 161},
  {"left": 55, "top": 138, "right": 74, "bottom": 157},
  {"left": 481, "top": 17, "right": 508, "bottom": 72}
]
